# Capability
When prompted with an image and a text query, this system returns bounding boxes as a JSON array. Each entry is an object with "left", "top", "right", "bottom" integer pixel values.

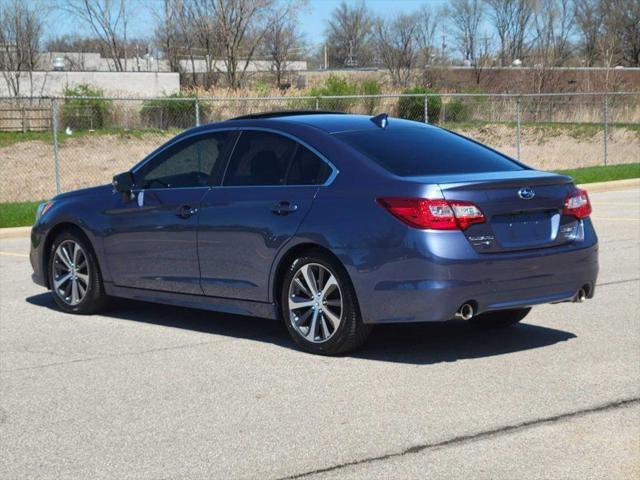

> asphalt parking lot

[{"left": 1, "top": 187, "right": 639, "bottom": 479}]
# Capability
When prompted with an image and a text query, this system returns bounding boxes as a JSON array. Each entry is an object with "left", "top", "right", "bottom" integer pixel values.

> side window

[
  {"left": 223, "top": 131, "right": 296, "bottom": 186},
  {"left": 137, "top": 132, "right": 230, "bottom": 188},
  {"left": 286, "top": 145, "right": 332, "bottom": 185}
]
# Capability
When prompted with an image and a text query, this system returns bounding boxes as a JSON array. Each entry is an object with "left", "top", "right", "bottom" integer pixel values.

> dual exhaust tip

[
  {"left": 574, "top": 287, "right": 588, "bottom": 303},
  {"left": 456, "top": 285, "right": 588, "bottom": 320},
  {"left": 454, "top": 303, "right": 475, "bottom": 321}
]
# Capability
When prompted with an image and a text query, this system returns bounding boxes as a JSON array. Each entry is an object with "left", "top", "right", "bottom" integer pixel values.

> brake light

[
  {"left": 377, "top": 198, "right": 485, "bottom": 230},
  {"left": 563, "top": 188, "right": 592, "bottom": 219}
]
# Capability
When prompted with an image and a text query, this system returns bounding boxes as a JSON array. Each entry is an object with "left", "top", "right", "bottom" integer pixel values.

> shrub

[
  {"left": 397, "top": 86, "right": 441, "bottom": 124},
  {"left": 359, "top": 79, "right": 382, "bottom": 115},
  {"left": 308, "top": 75, "right": 358, "bottom": 111},
  {"left": 140, "top": 93, "right": 211, "bottom": 129},
  {"left": 61, "top": 84, "right": 111, "bottom": 130},
  {"left": 444, "top": 98, "right": 472, "bottom": 123}
]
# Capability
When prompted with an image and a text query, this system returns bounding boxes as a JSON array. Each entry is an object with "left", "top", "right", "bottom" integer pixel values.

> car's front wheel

[
  {"left": 281, "top": 252, "right": 371, "bottom": 355},
  {"left": 469, "top": 307, "right": 531, "bottom": 328},
  {"left": 48, "top": 230, "right": 110, "bottom": 314}
]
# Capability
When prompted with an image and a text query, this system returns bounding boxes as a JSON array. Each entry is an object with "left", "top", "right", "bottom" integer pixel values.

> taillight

[
  {"left": 563, "top": 188, "right": 592, "bottom": 219},
  {"left": 377, "top": 198, "right": 485, "bottom": 230}
]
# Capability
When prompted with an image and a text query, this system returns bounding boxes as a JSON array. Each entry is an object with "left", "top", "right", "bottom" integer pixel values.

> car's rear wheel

[
  {"left": 281, "top": 252, "right": 371, "bottom": 355},
  {"left": 48, "top": 231, "right": 109, "bottom": 314},
  {"left": 469, "top": 307, "right": 531, "bottom": 328}
]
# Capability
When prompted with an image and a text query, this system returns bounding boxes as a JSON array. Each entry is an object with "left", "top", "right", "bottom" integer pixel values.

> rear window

[{"left": 335, "top": 126, "right": 523, "bottom": 176}]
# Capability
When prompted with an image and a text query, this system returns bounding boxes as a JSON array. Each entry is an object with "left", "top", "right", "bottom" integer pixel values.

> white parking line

[{"left": 0, "top": 251, "right": 29, "bottom": 258}]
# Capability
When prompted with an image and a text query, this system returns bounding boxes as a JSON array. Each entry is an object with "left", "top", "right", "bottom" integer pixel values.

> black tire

[
  {"left": 469, "top": 307, "right": 531, "bottom": 328},
  {"left": 280, "top": 251, "right": 371, "bottom": 355},
  {"left": 48, "top": 230, "right": 110, "bottom": 314}
]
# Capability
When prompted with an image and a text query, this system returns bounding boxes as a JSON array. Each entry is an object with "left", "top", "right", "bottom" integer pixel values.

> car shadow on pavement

[{"left": 26, "top": 293, "right": 576, "bottom": 365}]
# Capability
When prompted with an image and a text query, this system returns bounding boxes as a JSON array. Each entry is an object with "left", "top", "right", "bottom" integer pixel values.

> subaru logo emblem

[{"left": 518, "top": 187, "right": 535, "bottom": 200}]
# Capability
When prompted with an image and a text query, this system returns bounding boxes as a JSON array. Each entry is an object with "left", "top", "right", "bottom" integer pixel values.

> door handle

[
  {"left": 271, "top": 201, "right": 298, "bottom": 216},
  {"left": 176, "top": 204, "right": 198, "bottom": 219}
]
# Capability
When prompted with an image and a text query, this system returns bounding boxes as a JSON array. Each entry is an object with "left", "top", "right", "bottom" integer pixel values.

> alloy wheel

[
  {"left": 53, "top": 240, "right": 90, "bottom": 306},
  {"left": 288, "top": 263, "right": 343, "bottom": 343}
]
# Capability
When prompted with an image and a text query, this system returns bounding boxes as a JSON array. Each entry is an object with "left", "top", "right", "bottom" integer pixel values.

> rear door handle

[
  {"left": 271, "top": 201, "right": 298, "bottom": 216},
  {"left": 176, "top": 204, "right": 198, "bottom": 219}
]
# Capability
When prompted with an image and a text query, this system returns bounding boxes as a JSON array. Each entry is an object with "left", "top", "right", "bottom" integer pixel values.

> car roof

[{"left": 226, "top": 112, "right": 425, "bottom": 134}]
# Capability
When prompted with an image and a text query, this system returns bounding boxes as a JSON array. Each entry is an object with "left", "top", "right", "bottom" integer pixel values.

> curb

[
  {"left": 0, "top": 226, "right": 31, "bottom": 240},
  {"left": 1, "top": 179, "right": 637, "bottom": 240},
  {"left": 579, "top": 178, "right": 640, "bottom": 193}
]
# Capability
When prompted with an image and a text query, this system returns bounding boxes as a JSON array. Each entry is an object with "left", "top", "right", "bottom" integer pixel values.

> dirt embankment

[
  {"left": 455, "top": 125, "right": 639, "bottom": 171},
  {"left": 1, "top": 126, "right": 638, "bottom": 203}
]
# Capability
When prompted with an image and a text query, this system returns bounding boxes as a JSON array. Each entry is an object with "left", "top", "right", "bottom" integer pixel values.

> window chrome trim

[
  {"left": 130, "top": 125, "right": 339, "bottom": 190},
  {"left": 220, "top": 127, "right": 339, "bottom": 188}
]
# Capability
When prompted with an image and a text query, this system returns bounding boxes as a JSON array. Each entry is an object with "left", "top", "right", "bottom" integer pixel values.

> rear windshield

[{"left": 335, "top": 126, "right": 523, "bottom": 176}]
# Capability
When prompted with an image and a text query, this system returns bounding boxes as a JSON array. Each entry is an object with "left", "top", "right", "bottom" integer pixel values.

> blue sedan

[{"left": 30, "top": 112, "right": 598, "bottom": 355}]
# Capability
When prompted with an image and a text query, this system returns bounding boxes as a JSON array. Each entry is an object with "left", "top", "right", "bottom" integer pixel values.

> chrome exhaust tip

[
  {"left": 455, "top": 303, "right": 474, "bottom": 321},
  {"left": 574, "top": 288, "right": 587, "bottom": 303}
]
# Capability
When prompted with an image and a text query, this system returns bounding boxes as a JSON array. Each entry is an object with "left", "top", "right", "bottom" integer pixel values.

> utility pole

[
  {"left": 346, "top": 40, "right": 357, "bottom": 67},
  {"left": 324, "top": 44, "right": 328, "bottom": 70}
]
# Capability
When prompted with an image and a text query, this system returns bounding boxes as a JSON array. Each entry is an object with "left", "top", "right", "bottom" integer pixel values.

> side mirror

[{"left": 112, "top": 171, "right": 135, "bottom": 193}]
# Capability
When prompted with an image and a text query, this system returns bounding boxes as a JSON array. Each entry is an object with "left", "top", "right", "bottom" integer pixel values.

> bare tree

[
  {"left": 472, "top": 32, "right": 494, "bottom": 84},
  {"left": 530, "top": 0, "right": 575, "bottom": 92},
  {"left": 325, "top": 1, "right": 374, "bottom": 68},
  {"left": 201, "top": 0, "right": 276, "bottom": 89},
  {"left": 535, "top": 0, "right": 574, "bottom": 65},
  {"left": 0, "top": 0, "right": 44, "bottom": 96},
  {"left": 447, "top": 0, "right": 483, "bottom": 63},
  {"left": 175, "top": 0, "right": 201, "bottom": 82},
  {"left": 484, "top": 0, "right": 535, "bottom": 65},
  {"left": 64, "top": 0, "right": 129, "bottom": 71},
  {"left": 154, "top": 0, "right": 182, "bottom": 73},
  {"left": 600, "top": 0, "right": 640, "bottom": 67},
  {"left": 574, "top": 0, "right": 602, "bottom": 66},
  {"left": 190, "top": 0, "right": 224, "bottom": 88},
  {"left": 373, "top": 13, "right": 419, "bottom": 86},
  {"left": 415, "top": 6, "right": 438, "bottom": 66},
  {"left": 263, "top": 4, "right": 305, "bottom": 88}
]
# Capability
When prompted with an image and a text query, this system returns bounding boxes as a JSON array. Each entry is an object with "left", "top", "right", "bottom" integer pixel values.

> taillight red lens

[
  {"left": 563, "top": 188, "right": 592, "bottom": 219},
  {"left": 378, "top": 198, "right": 485, "bottom": 230}
]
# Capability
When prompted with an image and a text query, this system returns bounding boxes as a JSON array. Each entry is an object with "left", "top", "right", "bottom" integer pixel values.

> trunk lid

[{"left": 436, "top": 171, "right": 579, "bottom": 253}]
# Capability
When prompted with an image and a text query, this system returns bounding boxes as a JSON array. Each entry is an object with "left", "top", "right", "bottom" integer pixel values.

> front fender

[{"left": 32, "top": 190, "right": 116, "bottom": 286}]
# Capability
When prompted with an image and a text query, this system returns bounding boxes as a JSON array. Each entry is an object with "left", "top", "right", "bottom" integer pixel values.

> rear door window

[
  {"left": 223, "top": 131, "right": 296, "bottom": 186},
  {"left": 336, "top": 126, "right": 523, "bottom": 176},
  {"left": 286, "top": 145, "right": 332, "bottom": 185}
]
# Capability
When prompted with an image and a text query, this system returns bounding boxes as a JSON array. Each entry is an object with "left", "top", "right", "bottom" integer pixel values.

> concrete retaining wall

[{"left": 0, "top": 71, "right": 180, "bottom": 97}]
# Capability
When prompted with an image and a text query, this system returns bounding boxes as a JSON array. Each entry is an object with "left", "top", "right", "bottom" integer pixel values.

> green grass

[
  {"left": 0, "top": 131, "right": 52, "bottom": 147},
  {"left": 0, "top": 200, "right": 42, "bottom": 228},
  {"left": 0, "top": 128, "right": 177, "bottom": 148},
  {"left": 556, "top": 163, "right": 640, "bottom": 184}
]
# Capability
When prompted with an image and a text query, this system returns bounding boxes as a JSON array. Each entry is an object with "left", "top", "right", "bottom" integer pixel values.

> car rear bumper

[{"left": 342, "top": 220, "right": 599, "bottom": 324}]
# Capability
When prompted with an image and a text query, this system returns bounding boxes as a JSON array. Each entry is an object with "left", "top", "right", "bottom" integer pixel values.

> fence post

[
  {"left": 50, "top": 97, "right": 61, "bottom": 195},
  {"left": 195, "top": 97, "right": 200, "bottom": 127},
  {"left": 315, "top": 97, "right": 320, "bottom": 111},
  {"left": 441, "top": 97, "right": 446, "bottom": 124},
  {"left": 603, "top": 94, "right": 608, "bottom": 166},
  {"left": 424, "top": 95, "right": 429, "bottom": 124},
  {"left": 516, "top": 96, "right": 521, "bottom": 162}
]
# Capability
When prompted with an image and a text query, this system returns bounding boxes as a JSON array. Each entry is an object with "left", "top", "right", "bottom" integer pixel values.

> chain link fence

[{"left": 1, "top": 92, "right": 638, "bottom": 203}]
